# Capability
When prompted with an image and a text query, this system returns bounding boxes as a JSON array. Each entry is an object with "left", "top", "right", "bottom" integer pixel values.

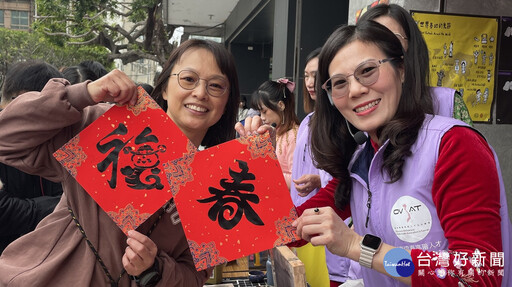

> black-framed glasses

[
  {"left": 170, "top": 70, "right": 228, "bottom": 97},
  {"left": 322, "top": 58, "right": 398, "bottom": 99}
]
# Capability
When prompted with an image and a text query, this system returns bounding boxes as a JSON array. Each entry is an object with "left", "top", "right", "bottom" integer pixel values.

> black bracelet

[{"left": 129, "top": 260, "right": 162, "bottom": 287}]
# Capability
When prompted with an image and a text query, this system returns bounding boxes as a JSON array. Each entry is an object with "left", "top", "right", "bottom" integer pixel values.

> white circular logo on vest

[{"left": 390, "top": 195, "right": 432, "bottom": 243}]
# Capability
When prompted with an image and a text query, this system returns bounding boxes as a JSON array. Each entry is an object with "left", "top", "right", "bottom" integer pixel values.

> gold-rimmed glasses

[
  {"left": 170, "top": 70, "right": 228, "bottom": 97},
  {"left": 321, "top": 58, "right": 398, "bottom": 99}
]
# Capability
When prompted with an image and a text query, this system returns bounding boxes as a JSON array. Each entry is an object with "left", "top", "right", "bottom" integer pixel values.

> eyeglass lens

[
  {"left": 328, "top": 60, "right": 381, "bottom": 98},
  {"left": 176, "top": 70, "right": 228, "bottom": 97}
]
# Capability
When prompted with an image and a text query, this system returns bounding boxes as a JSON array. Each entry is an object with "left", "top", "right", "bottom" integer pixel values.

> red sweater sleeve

[
  {"left": 411, "top": 127, "right": 502, "bottom": 286},
  {"left": 289, "top": 178, "right": 351, "bottom": 247},
  {"left": 295, "top": 177, "right": 350, "bottom": 219}
]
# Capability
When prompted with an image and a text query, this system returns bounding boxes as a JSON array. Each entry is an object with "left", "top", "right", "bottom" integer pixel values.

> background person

[
  {"left": 250, "top": 79, "right": 300, "bottom": 190},
  {"left": 291, "top": 48, "right": 353, "bottom": 287},
  {"left": 62, "top": 60, "right": 108, "bottom": 84},
  {"left": 0, "top": 60, "right": 64, "bottom": 254}
]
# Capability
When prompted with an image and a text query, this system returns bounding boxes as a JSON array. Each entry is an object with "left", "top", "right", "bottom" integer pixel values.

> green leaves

[
  {"left": 32, "top": 0, "right": 172, "bottom": 66},
  {"left": 0, "top": 28, "right": 111, "bottom": 88}
]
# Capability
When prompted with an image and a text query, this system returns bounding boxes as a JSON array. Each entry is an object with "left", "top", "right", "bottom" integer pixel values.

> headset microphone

[{"left": 345, "top": 118, "right": 368, "bottom": 145}]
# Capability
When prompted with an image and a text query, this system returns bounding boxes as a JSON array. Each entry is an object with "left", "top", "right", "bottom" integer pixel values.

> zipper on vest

[{"left": 365, "top": 187, "right": 372, "bottom": 228}]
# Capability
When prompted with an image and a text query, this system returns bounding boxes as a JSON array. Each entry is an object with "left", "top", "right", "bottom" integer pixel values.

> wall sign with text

[{"left": 411, "top": 11, "right": 499, "bottom": 122}]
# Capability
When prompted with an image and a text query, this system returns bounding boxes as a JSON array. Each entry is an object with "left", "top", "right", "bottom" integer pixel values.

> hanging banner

[{"left": 411, "top": 11, "right": 499, "bottom": 123}]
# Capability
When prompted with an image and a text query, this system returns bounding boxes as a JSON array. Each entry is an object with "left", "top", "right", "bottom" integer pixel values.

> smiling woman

[
  {"left": 358, "top": 3, "right": 473, "bottom": 126},
  {"left": 152, "top": 39, "right": 240, "bottom": 149},
  {"left": 291, "top": 20, "right": 511, "bottom": 287},
  {"left": 0, "top": 39, "right": 243, "bottom": 287}
]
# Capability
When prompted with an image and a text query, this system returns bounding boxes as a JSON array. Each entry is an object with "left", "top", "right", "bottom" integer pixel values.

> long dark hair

[
  {"left": 251, "top": 80, "right": 300, "bottom": 136},
  {"left": 302, "top": 48, "right": 322, "bottom": 114},
  {"left": 311, "top": 20, "right": 433, "bottom": 209},
  {"left": 152, "top": 39, "right": 240, "bottom": 147}
]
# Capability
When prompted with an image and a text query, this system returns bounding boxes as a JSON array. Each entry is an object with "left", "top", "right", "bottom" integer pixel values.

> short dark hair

[
  {"left": 302, "top": 48, "right": 322, "bottom": 114},
  {"left": 79, "top": 61, "right": 108, "bottom": 79},
  {"left": 1, "top": 60, "right": 62, "bottom": 104},
  {"left": 152, "top": 39, "right": 240, "bottom": 147},
  {"left": 62, "top": 61, "right": 108, "bottom": 84}
]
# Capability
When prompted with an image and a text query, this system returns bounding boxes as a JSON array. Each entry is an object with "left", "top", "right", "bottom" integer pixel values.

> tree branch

[
  {"left": 108, "top": 50, "right": 160, "bottom": 64},
  {"left": 42, "top": 28, "right": 96, "bottom": 39}
]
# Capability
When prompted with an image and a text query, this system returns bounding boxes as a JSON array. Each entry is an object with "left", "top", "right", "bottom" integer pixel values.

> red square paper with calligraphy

[
  {"left": 164, "top": 133, "right": 300, "bottom": 271},
  {"left": 53, "top": 87, "right": 194, "bottom": 235}
]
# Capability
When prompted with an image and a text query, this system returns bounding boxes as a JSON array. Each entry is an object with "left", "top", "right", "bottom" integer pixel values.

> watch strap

[
  {"left": 359, "top": 234, "right": 382, "bottom": 269},
  {"left": 359, "top": 245, "right": 376, "bottom": 269},
  {"left": 129, "top": 260, "right": 161, "bottom": 287}
]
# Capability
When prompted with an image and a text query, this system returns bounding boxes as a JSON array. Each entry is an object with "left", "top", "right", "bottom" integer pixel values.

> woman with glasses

[
  {"left": 358, "top": 3, "right": 473, "bottom": 126},
  {"left": 289, "top": 48, "right": 355, "bottom": 287},
  {"left": 0, "top": 39, "right": 245, "bottom": 287},
  {"left": 287, "top": 21, "right": 510, "bottom": 286}
]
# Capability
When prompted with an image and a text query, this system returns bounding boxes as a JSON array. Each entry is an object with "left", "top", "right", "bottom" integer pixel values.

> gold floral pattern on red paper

[
  {"left": 163, "top": 150, "right": 196, "bottom": 197},
  {"left": 107, "top": 203, "right": 151, "bottom": 232},
  {"left": 53, "top": 135, "right": 87, "bottom": 177},
  {"left": 274, "top": 208, "right": 300, "bottom": 247},
  {"left": 236, "top": 133, "right": 276, "bottom": 160},
  {"left": 126, "top": 88, "right": 162, "bottom": 116},
  {"left": 188, "top": 239, "right": 228, "bottom": 271}
]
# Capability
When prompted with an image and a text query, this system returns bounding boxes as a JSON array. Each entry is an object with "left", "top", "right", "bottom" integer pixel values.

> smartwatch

[
  {"left": 129, "top": 260, "right": 162, "bottom": 287},
  {"left": 359, "top": 234, "right": 382, "bottom": 269}
]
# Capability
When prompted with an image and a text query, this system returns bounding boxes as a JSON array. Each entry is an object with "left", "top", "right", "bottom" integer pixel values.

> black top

[{"left": 0, "top": 162, "right": 63, "bottom": 253}]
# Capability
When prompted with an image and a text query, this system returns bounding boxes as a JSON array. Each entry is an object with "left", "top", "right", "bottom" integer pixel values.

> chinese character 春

[{"left": 198, "top": 160, "right": 264, "bottom": 230}]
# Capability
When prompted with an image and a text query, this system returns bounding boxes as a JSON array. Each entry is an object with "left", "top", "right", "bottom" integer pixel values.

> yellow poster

[{"left": 411, "top": 12, "right": 499, "bottom": 122}]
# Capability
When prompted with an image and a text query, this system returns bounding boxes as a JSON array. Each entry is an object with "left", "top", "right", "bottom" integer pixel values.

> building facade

[{"left": 0, "top": 0, "right": 33, "bottom": 30}]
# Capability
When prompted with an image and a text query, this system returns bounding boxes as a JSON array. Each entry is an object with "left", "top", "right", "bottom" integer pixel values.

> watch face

[{"left": 362, "top": 234, "right": 382, "bottom": 250}]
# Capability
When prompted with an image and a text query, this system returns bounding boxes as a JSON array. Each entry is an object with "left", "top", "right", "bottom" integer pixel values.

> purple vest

[
  {"left": 291, "top": 113, "right": 352, "bottom": 282},
  {"left": 291, "top": 113, "right": 331, "bottom": 206},
  {"left": 431, "top": 86, "right": 455, "bottom": 118},
  {"left": 349, "top": 114, "right": 511, "bottom": 286}
]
